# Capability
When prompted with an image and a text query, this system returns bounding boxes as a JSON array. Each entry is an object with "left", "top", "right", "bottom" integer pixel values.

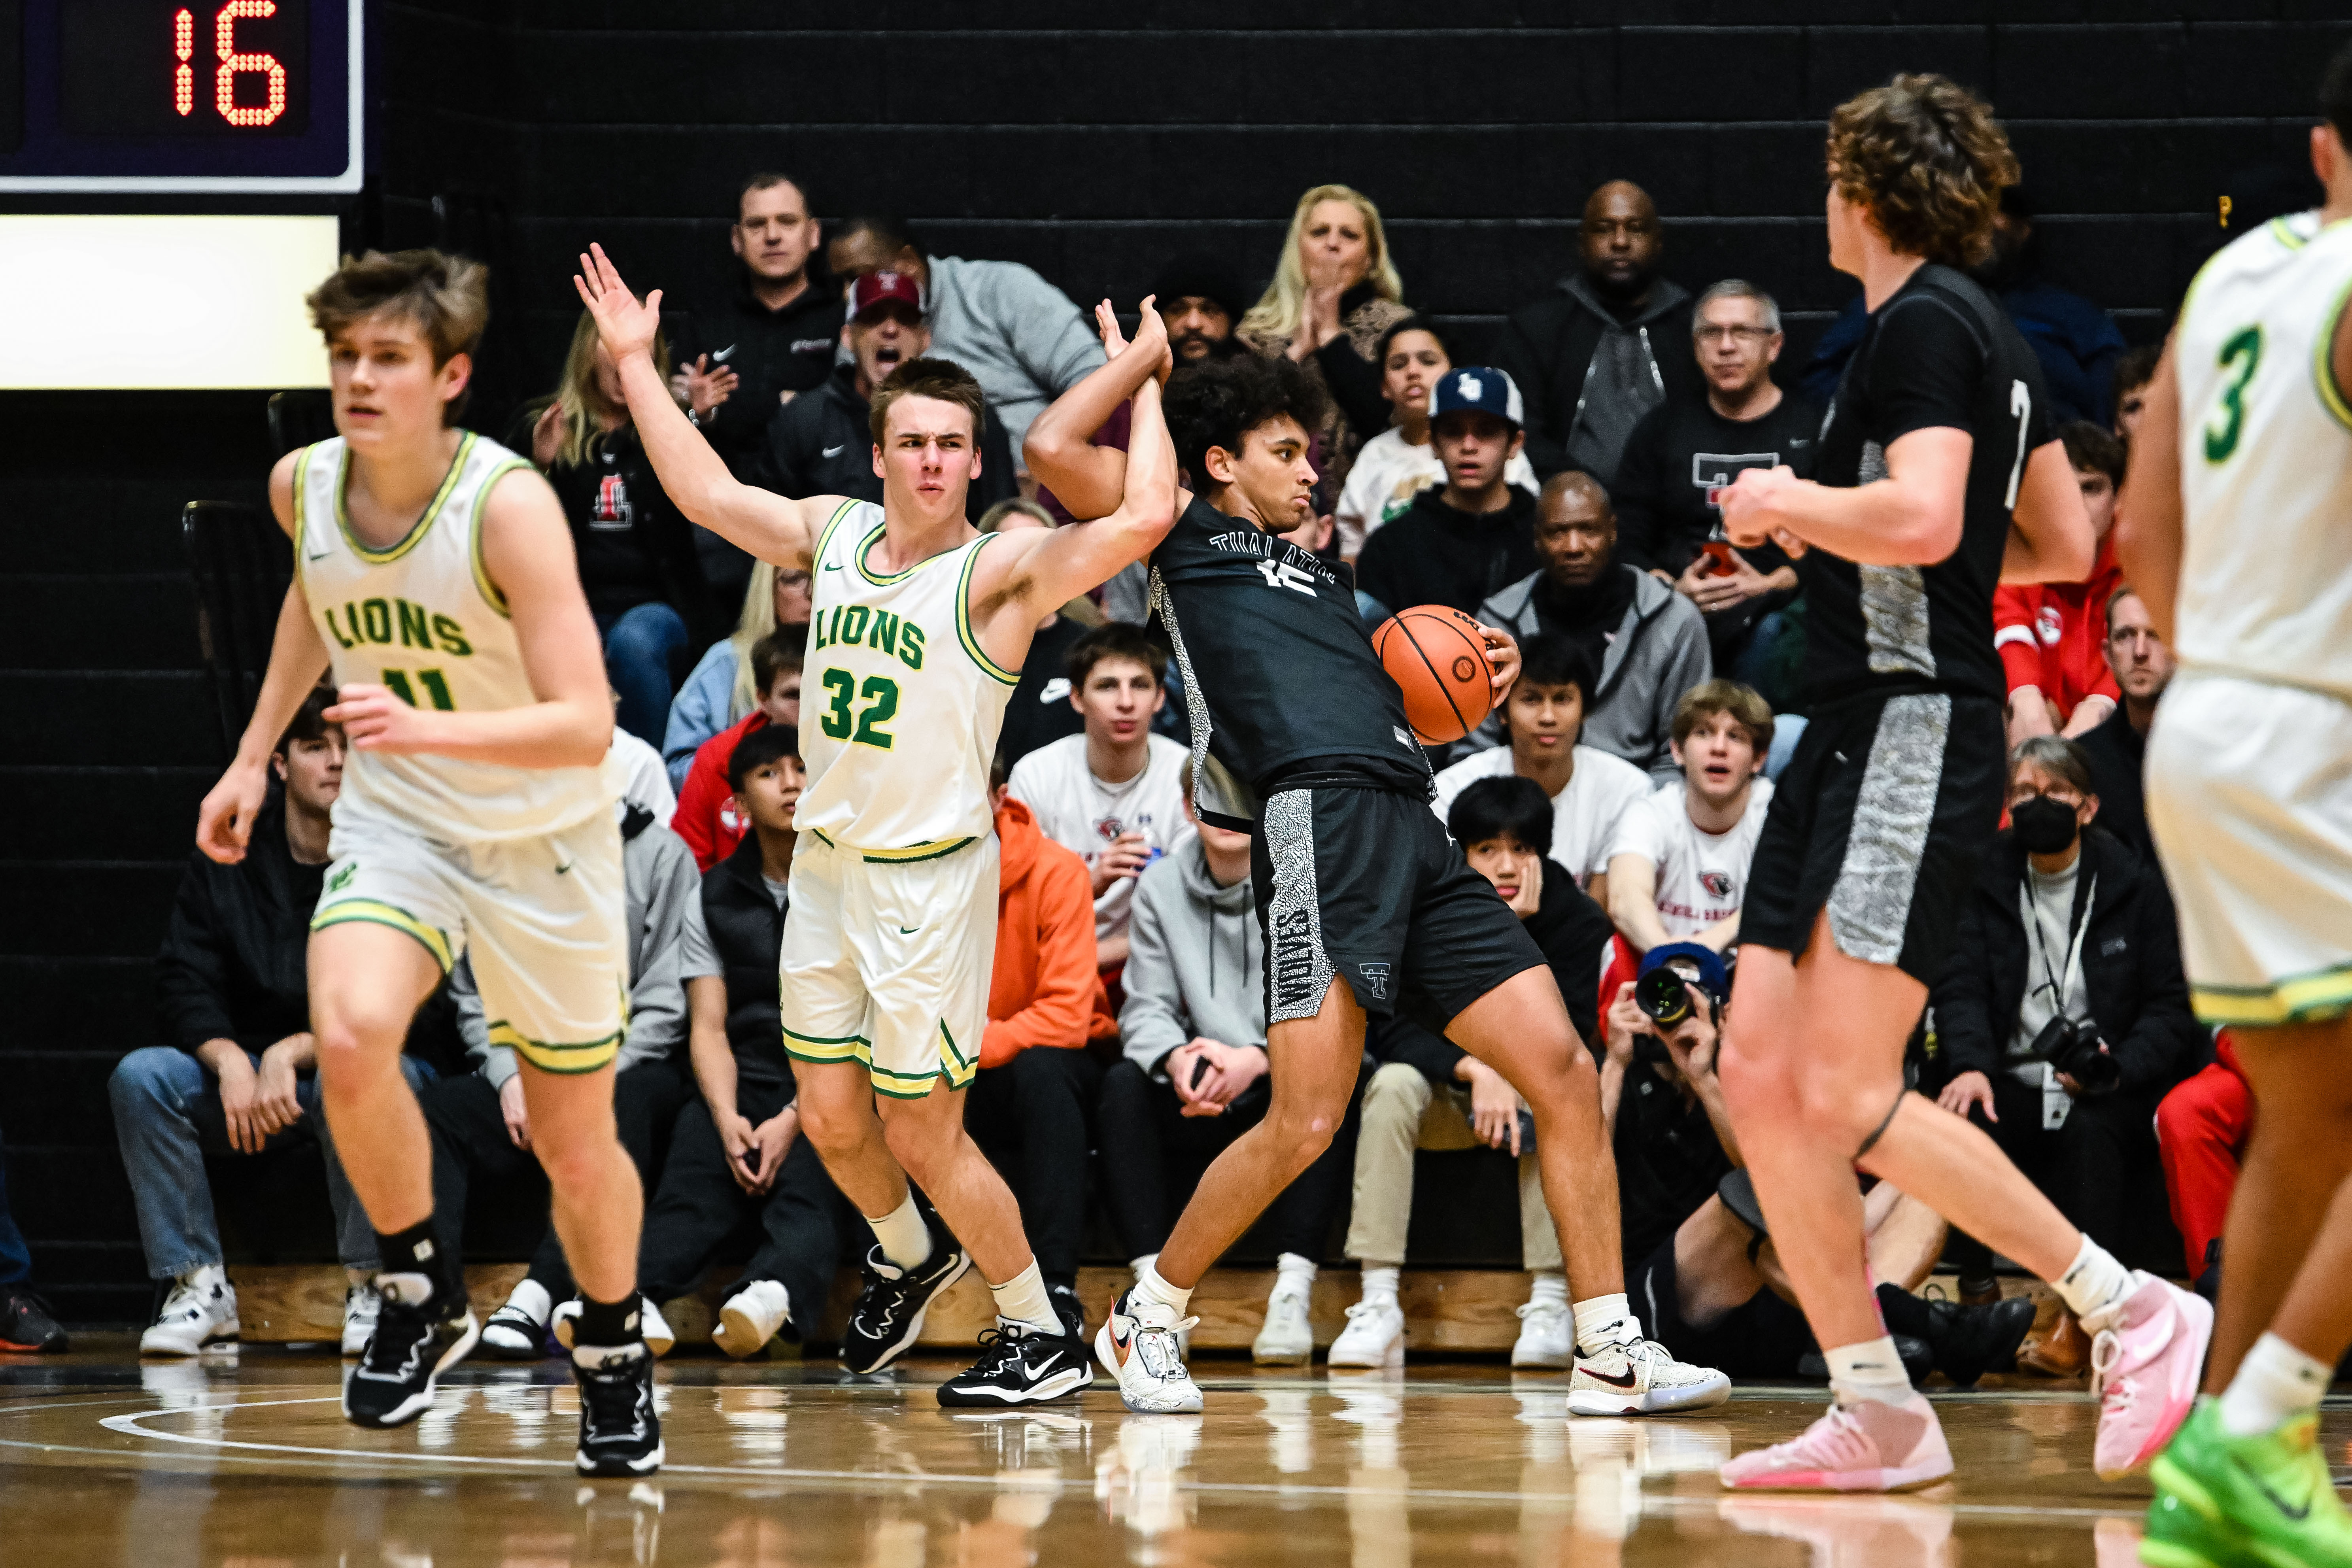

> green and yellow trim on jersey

[
  {"left": 336, "top": 432, "right": 478, "bottom": 565},
  {"left": 2313, "top": 272, "right": 2352, "bottom": 434},
  {"left": 468, "top": 457, "right": 535, "bottom": 617},
  {"left": 2192, "top": 959, "right": 2352, "bottom": 1028},
  {"left": 291, "top": 443, "right": 315, "bottom": 563},
  {"left": 491, "top": 1019, "right": 623, "bottom": 1075},
  {"left": 854, "top": 518, "right": 961, "bottom": 588},
  {"left": 812, "top": 497, "right": 860, "bottom": 567},
  {"left": 954, "top": 533, "right": 1020, "bottom": 687},
  {"left": 310, "top": 897, "right": 455, "bottom": 973}
]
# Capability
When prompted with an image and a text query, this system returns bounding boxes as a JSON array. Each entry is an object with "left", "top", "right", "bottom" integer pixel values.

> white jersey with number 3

[
  {"left": 797, "top": 499, "right": 1018, "bottom": 857},
  {"left": 294, "top": 432, "right": 617, "bottom": 842},
  {"left": 2174, "top": 210, "right": 2352, "bottom": 698}
]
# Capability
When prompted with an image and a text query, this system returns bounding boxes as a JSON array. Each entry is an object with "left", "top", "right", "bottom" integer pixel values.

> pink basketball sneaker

[
  {"left": 2083, "top": 1271, "right": 2213, "bottom": 1481},
  {"left": 1719, "top": 1394, "right": 1953, "bottom": 1492}
]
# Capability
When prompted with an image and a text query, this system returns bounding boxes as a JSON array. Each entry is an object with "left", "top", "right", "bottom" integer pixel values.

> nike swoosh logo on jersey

[
  {"left": 822, "top": 444, "right": 847, "bottom": 457},
  {"left": 899, "top": 926, "right": 919, "bottom": 935},
  {"left": 822, "top": 562, "right": 842, "bottom": 571},
  {"left": 306, "top": 550, "right": 331, "bottom": 562},
  {"left": 555, "top": 861, "right": 574, "bottom": 875},
  {"left": 1582, "top": 1366, "right": 1640, "bottom": 1389}
]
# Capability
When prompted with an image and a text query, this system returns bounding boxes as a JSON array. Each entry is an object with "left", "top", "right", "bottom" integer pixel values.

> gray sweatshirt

[
  {"left": 1473, "top": 563, "right": 1713, "bottom": 786},
  {"left": 456, "top": 818, "right": 702, "bottom": 1088},
  {"left": 1117, "top": 839, "right": 1264, "bottom": 1076},
  {"left": 925, "top": 254, "right": 1106, "bottom": 460}
]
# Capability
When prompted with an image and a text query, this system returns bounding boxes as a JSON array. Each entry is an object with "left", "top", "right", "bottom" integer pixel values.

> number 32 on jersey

[{"left": 818, "top": 669, "right": 899, "bottom": 750}]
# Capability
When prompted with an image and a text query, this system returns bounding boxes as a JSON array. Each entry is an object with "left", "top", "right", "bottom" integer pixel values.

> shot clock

[{"left": 0, "top": 0, "right": 362, "bottom": 191}]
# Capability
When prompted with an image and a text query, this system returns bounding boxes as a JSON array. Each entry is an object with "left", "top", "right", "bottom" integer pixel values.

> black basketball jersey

[
  {"left": 1149, "top": 494, "right": 1430, "bottom": 829},
  {"left": 1804, "top": 264, "right": 2055, "bottom": 707}
]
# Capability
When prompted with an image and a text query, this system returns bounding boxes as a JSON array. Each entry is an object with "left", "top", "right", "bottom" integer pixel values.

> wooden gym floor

[{"left": 5, "top": 1341, "right": 2347, "bottom": 1566}]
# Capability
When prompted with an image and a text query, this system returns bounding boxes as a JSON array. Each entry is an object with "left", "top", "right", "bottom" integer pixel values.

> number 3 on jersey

[
  {"left": 2203, "top": 326, "right": 2262, "bottom": 464},
  {"left": 818, "top": 668, "right": 899, "bottom": 749}
]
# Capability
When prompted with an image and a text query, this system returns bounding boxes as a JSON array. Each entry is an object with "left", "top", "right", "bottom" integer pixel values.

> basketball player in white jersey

[
  {"left": 193, "top": 251, "right": 661, "bottom": 1475},
  {"left": 575, "top": 244, "right": 1177, "bottom": 1404},
  {"left": 2118, "top": 47, "right": 2352, "bottom": 1564}
]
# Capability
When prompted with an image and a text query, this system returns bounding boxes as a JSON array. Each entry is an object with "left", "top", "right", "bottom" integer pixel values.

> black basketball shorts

[
  {"left": 1252, "top": 785, "right": 1547, "bottom": 1027},
  {"left": 1742, "top": 690, "right": 2006, "bottom": 986}
]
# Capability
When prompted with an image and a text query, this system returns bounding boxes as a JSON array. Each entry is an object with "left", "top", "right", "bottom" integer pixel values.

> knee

[
  {"left": 1795, "top": 1072, "right": 1907, "bottom": 1148},
  {"left": 1716, "top": 1030, "right": 1795, "bottom": 1119},
  {"left": 109, "top": 1047, "right": 185, "bottom": 1114},
  {"left": 1360, "top": 1062, "right": 1428, "bottom": 1131},
  {"left": 798, "top": 1097, "right": 871, "bottom": 1161},
  {"left": 1100, "top": 1060, "right": 1149, "bottom": 1118},
  {"left": 533, "top": 1124, "right": 618, "bottom": 1195},
  {"left": 1265, "top": 1098, "right": 1345, "bottom": 1177}
]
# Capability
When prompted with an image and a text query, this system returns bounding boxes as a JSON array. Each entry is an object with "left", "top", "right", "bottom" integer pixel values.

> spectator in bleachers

[
  {"left": 1475, "top": 472, "right": 1712, "bottom": 784},
  {"left": 1152, "top": 255, "right": 1249, "bottom": 365},
  {"left": 2157, "top": 1032, "right": 2246, "bottom": 1294},
  {"left": 111, "top": 689, "right": 450, "bottom": 1356},
  {"left": 1492, "top": 180, "right": 1701, "bottom": 488},
  {"left": 1613, "top": 281, "right": 1817, "bottom": 692},
  {"left": 1430, "top": 633, "right": 1649, "bottom": 907},
  {"left": 634, "top": 725, "right": 853, "bottom": 1358},
  {"left": 1996, "top": 421, "right": 2127, "bottom": 749},
  {"left": 1606, "top": 681, "right": 1774, "bottom": 958},
  {"left": 1931, "top": 737, "right": 2202, "bottom": 1359},
  {"left": 1334, "top": 317, "right": 1540, "bottom": 564},
  {"left": 1237, "top": 184, "right": 1414, "bottom": 504},
  {"left": 606, "top": 691, "right": 676, "bottom": 825},
  {"left": 0, "top": 1124, "right": 65, "bottom": 1353},
  {"left": 1100, "top": 773, "right": 1356, "bottom": 1366},
  {"left": 986, "top": 499, "right": 1094, "bottom": 769},
  {"left": 2074, "top": 587, "right": 2175, "bottom": 863},
  {"left": 528, "top": 310, "right": 722, "bottom": 744},
  {"left": 1332, "top": 777, "right": 1613, "bottom": 1370},
  {"left": 964, "top": 752, "right": 1114, "bottom": 1337},
  {"left": 436, "top": 802, "right": 701, "bottom": 1359},
  {"left": 1353, "top": 366, "right": 1540, "bottom": 622},
  {"left": 766, "top": 269, "right": 1017, "bottom": 518},
  {"left": 1007, "top": 624, "right": 1196, "bottom": 984},
  {"left": 826, "top": 214, "right": 1105, "bottom": 465},
  {"left": 673, "top": 631, "right": 802, "bottom": 873},
  {"left": 664, "top": 562, "right": 812, "bottom": 792},
  {"left": 2112, "top": 344, "right": 2161, "bottom": 444}
]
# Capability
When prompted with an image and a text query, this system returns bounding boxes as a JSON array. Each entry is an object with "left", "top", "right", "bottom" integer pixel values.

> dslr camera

[
  {"left": 2029, "top": 1014, "right": 2119, "bottom": 1096},
  {"left": 1633, "top": 941, "right": 1733, "bottom": 1037}
]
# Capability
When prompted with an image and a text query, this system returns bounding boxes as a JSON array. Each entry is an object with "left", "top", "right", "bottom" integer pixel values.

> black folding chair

[
  {"left": 266, "top": 390, "right": 336, "bottom": 459},
  {"left": 182, "top": 501, "right": 292, "bottom": 761}
]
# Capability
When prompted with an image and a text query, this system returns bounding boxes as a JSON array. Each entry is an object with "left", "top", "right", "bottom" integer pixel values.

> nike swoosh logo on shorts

[{"left": 822, "top": 444, "right": 846, "bottom": 457}]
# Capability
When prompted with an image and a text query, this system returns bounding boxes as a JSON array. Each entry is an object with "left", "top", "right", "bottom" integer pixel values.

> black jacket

[
  {"left": 527, "top": 420, "right": 724, "bottom": 647},
  {"left": 670, "top": 277, "right": 844, "bottom": 483},
  {"left": 701, "top": 832, "right": 795, "bottom": 1086},
  {"left": 1374, "top": 859, "right": 1612, "bottom": 1082},
  {"left": 1490, "top": 272, "right": 1704, "bottom": 486},
  {"left": 2076, "top": 703, "right": 2154, "bottom": 866},
  {"left": 1353, "top": 483, "right": 1540, "bottom": 619},
  {"left": 154, "top": 798, "right": 461, "bottom": 1072},
  {"left": 767, "top": 362, "right": 1019, "bottom": 522},
  {"left": 1932, "top": 826, "right": 2201, "bottom": 1097}
]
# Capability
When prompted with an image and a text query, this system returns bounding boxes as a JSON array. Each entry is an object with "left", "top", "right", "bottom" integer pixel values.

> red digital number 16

[{"left": 173, "top": 2, "right": 286, "bottom": 127}]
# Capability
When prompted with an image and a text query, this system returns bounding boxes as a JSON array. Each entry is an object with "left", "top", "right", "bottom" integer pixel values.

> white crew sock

[
  {"left": 865, "top": 1194, "right": 932, "bottom": 1272},
  {"left": 1274, "top": 1252, "right": 1317, "bottom": 1298},
  {"left": 2218, "top": 1332, "right": 2332, "bottom": 1437},
  {"left": 2051, "top": 1234, "right": 2133, "bottom": 1319},
  {"left": 1130, "top": 1253, "right": 1157, "bottom": 1284},
  {"left": 1359, "top": 1264, "right": 1401, "bottom": 1306},
  {"left": 987, "top": 1259, "right": 1062, "bottom": 1337},
  {"left": 1572, "top": 1292, "right": 1640, "bottom": 1354},
  {"left": 1134, "top": 1260, "right": 1193, "bottom": 1319},
  {"left": 1527, "top": 1271, "right": 1568, "bottom": 1310},
  {"left": 504, "top": 1277, "right": 553, "bottom": 1326},
  {"left": 1825, "top": 1336, "right": 1915, "bottom": 1408}
]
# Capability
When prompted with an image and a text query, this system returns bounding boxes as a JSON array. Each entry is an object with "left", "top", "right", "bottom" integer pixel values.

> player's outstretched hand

[
  {"left": 1474, "top": 622, "right": 1522, "bottom": 705},
  {"left": 196, "top": 759, "right": 270, "bottom": 864},
  {"left": 326, "top": 683, "right": 435, "bottom": 754},
  {"left": 1126, "top": 295, "right": 1174, "bottom": 385},
  {"left": 573, "top": 243, "right": 664, "bottom": 364},
  {"left": 1095, "top": 298, "right": 1129, "bottom": 359}
]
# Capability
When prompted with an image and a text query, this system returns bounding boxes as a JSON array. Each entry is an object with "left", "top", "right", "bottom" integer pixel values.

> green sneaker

[{"left": 2143, "top": 1397, "right": 2352, "bottom": 1568}]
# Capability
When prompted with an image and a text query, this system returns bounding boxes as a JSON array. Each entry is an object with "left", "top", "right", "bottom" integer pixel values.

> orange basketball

[{"left": 1373, "top": 605, "right": 1496, "bottom": 744}]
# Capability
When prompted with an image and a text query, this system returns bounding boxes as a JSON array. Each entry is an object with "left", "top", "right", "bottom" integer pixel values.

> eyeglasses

[{"left": 1695, "top": 325, "right": 1775, "bottom": 344}]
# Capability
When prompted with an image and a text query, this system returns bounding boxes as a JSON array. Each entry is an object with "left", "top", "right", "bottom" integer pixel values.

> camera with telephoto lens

[
  {"left": 1636, "top": 964, "right": 1708, "bottom": 1028},
  {"left": 2029, "top": 1014, "right": 2120, "bottom": 1096},
  {"left": 1634, "top": 941, "right": 1732, "bottom": 1030}
]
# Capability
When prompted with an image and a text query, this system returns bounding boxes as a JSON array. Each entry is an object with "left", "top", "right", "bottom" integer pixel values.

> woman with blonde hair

[
  {"left": 1238, "top": 184, "right": 1415, "bottom": 506},
  {"left": 660, "top": 560, "right": 814, "bottom": 791}
]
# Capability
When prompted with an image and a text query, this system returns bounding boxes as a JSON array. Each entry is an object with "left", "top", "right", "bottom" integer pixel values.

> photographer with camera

[
  {"left": 1611, "top": 945, "right": 2039, "bottom": 1384},
  {"left": 1931, "top": 737, "right": 2203, "bottom": 1369}
]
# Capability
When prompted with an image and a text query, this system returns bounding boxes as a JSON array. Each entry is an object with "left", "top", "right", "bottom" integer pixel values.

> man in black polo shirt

[{"left": 2073, "top": 586, "right": 2174, "bottom": 863}]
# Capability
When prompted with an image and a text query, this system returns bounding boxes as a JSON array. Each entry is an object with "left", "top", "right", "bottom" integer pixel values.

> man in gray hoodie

[
  {"left": 1491, "top": 181, "right": 1704, "bottom": 489},
  {"left": 1098, "top": 782, "right": 1358, "bottom": 1366}
]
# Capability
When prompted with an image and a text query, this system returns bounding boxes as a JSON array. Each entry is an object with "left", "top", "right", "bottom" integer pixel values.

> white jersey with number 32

[
  {"left": 796, "top": 499, "right": 1018, "bottom": 858},
  {"left": 2175, "top": 210, "right": 2352, "bottom": 697},
  {"left": 294, "top": 432, "right": 617, "bottom": 842}
]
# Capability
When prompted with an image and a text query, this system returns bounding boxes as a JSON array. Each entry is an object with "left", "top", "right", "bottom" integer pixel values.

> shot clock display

[{"left": 0, "top": 0, "right": 361, "bottom": 191}]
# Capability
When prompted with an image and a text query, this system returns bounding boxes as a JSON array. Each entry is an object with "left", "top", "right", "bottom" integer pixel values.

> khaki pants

[{"left": 1344, "top": 1061, "right": 1562, "bottom": 1271}]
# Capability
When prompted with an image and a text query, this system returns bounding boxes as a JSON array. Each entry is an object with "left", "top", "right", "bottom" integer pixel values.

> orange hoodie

[{"left": 984, "top": 798, "right": 1115, "bottom": 1069}]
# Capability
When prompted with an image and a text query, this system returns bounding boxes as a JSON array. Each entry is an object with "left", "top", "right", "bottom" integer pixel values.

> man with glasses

[{"left": 1611, "top": 282, "right": 1822, "bottom": 684}]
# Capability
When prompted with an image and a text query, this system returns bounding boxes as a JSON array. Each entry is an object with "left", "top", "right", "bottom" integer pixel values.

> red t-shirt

[
  {"left": 1991, "top": 537, "right": 2122, "bottom": 724},
  {"left": 672, "top": 711, "right": 768, "bottom": 872}
]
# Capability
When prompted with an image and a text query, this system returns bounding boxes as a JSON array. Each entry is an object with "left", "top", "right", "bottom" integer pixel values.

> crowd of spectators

[{"left": 29, "top": 159, "right": 2224, "bottom": 1375}]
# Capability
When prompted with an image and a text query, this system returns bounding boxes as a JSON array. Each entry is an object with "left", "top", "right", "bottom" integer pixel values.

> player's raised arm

[
  {"left": 1022, "top": 297, "right": 1167, "bottom": 521},
  {"left": 2112, "top": 338, "right": 2185, "bottom": 642},
  {"left": 1999, "top": 438, "right": 2097, "bottom": 586},
  {"left": 573, "top": 243, "right": 823, "bottom": 570}
]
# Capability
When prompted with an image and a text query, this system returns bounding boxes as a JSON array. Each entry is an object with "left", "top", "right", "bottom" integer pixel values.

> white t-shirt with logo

[
  {"left": 1607, "top": 777, "right": 1775, "bottom": 939},
  {"left": 1429, "top": 744, "right": 1651, "bottom": 888},
  {"left": 1007, "top": 733, "right": 1196, "bottom": 947},
  {"left": 1334, "top": 425, "right": 1541, "bottom": 559}
]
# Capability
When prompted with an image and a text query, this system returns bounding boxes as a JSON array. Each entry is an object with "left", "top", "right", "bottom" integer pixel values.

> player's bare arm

[
  {"left": 1021, "top": 297, "right": 1172, "bottom": 522},
  {"left": 325, "top": 467, "right": 610, "bottom": 770},
  {"left": 194, "top": 448, "right": 333, "bottom": 865},
  {"left": 573, "top": 242, "right": 824, "bottom": 570},
  {"left": 2113, "top": 338, "right": 2186, "bottom": 642},
  {"left": 1999, "top": 440, "right": 2097, "bottom": 585},
  {"left": 1723, "top": 427, "right": 1988, "bottom": 566}
]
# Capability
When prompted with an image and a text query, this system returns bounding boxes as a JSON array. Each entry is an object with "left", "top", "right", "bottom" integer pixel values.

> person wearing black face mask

[{"left": 1928, "top": 737, "right": 2204, "bottom": 1363}]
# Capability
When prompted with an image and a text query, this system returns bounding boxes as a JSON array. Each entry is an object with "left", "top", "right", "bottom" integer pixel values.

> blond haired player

[
  {"left": 194, "top": 250, "right": 661, "bottom": 1476},
  {"left": 575, "top": 244, "right": 1176, "bottom": 1404}
]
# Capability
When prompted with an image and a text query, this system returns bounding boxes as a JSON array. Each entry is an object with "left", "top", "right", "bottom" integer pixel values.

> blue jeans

[
  {"left": 109, "top": 1046, "right": 433, "bottom": 1280},
  {"left": 0, "top": 1122, "right": 28, "bottom": 1287},
  {"left": 598, "top": 602, "right": 689, "bottom": 744}
]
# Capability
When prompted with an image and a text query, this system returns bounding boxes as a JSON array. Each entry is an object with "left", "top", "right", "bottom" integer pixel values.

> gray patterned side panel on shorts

[
  {"left": 1262, "top": 790, "right": 1335, "bottom": 1022},
  {"left": 1827, "top": 693, "right": 1951, "bottom": 966}
]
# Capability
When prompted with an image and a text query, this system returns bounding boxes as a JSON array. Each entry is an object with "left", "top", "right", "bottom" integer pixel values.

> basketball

[{"left": 1374, "top": 604, "right": 1496, "bottom": 744}]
